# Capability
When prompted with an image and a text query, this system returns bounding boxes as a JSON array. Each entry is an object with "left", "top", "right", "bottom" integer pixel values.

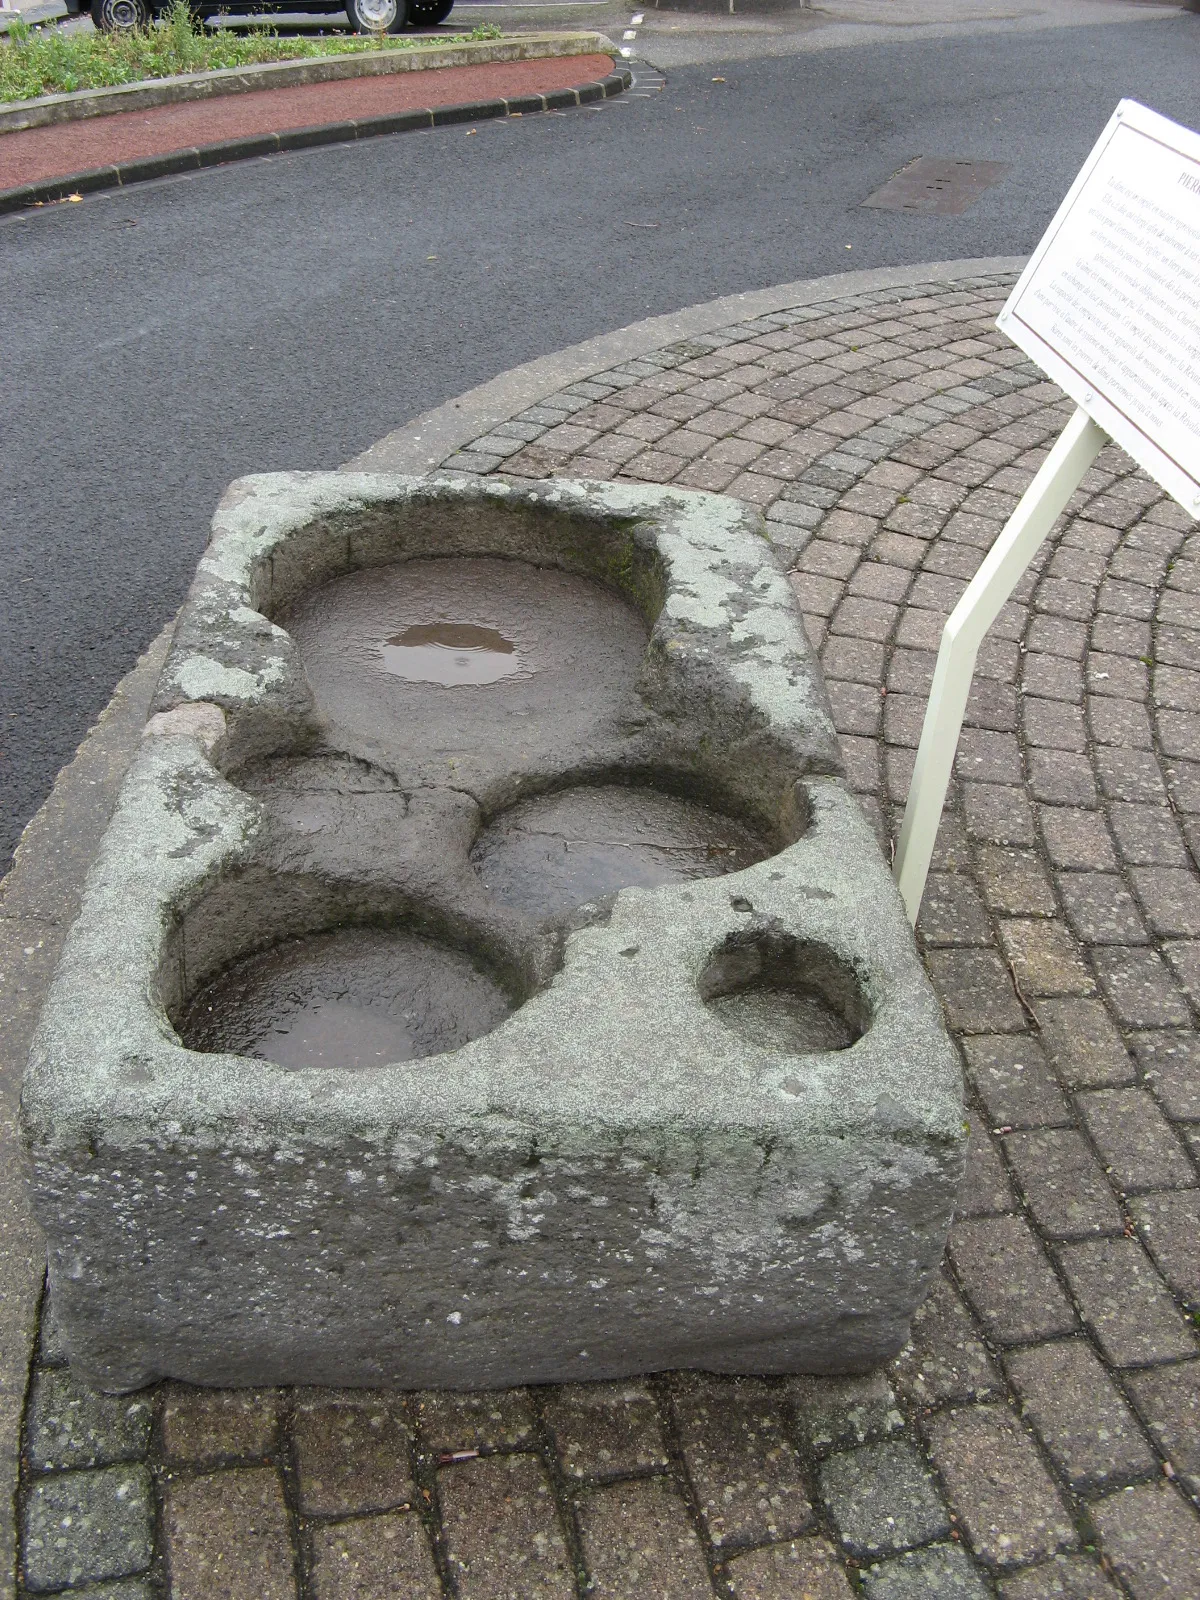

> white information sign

[
  {"left": 895, "top": 100, "right": 1200, "bottom": 924},
  {"left": 999, "top": 98, "right": 1200, "bottom": 514}
]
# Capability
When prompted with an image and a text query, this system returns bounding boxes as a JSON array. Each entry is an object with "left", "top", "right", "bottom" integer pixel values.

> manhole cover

[{"left": 862, "top": 157, "right": 1010, "bottom": 216}]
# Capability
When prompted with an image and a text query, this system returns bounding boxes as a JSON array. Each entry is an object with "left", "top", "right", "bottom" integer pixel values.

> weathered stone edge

[
  {"left": 29, "top": 469, "right": 960, "bottom": 1395},
  {"left": 347, "top": 256, "right": 1029, "bottom": 475},
  {"left": 0, "top": 66, "right": 630, "bottom": 214},
  {"left": 0, "top": 31, "right": 617, "bottom": 132},
  {"left": 0, "top": 622, "right": 173, "bottom": 1600}
]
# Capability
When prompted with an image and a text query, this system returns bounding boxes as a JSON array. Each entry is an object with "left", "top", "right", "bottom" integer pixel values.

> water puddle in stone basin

[
  {"left": 179, "top": 928, "right": 511, "bottom": 1069},
  {"left": 381, "top": 622, "right": 521, "bottom": 687},
  {"left": 472, "top": 785, "right": 767, "bottom": 921},
  {"left": 281, "top": 558, "right": 648, "bottom": 775}
]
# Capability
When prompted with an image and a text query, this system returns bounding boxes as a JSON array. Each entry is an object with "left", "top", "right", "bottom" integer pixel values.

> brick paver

[{"left": 17, "top": 272, "right": 1200, "bottom": 1597}]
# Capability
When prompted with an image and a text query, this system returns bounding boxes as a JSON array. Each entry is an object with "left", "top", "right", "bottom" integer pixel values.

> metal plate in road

[{"left": 862, "top": 158, "right": 1011, "bottom": 215}]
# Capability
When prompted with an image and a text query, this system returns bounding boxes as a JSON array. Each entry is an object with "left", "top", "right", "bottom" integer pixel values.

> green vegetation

[{"left": 0, "top": 2, "right": 503, "bottom": 104}]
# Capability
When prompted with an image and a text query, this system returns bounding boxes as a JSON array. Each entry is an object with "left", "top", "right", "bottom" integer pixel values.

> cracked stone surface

[{"left": 15, "top": 272, "right": 1200, "bottom": 1597}]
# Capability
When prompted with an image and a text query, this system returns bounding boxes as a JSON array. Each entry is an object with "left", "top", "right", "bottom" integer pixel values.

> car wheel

[
  {"left": 346, "top": 0, "right": 407, "bottom": 33},
  {"left": 90, "top": 0, "right": 153, "bottom": 28},
  {"left": 407, "top": 0, "right": 453, "bottom": 23}
]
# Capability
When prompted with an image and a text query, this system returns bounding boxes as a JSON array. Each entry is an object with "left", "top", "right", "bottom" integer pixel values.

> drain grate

[{"left": 862, "top": 157, "right": 1010, "bottom": 216}]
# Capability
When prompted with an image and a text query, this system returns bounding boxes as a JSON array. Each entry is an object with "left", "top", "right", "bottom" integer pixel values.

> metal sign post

[{"left": 893, "top": 98, "right": 1200, "bottom": 924}]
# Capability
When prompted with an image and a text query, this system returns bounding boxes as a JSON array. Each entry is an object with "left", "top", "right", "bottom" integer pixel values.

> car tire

[
  {"left": 90, "top": 0, "right": 154, "bottom": 28},
  {"left": 407, "top": 0, "right": 453, "bottom": 23},
  {"left": 346, "top": 0, "right": 407, "bottom": 33}
]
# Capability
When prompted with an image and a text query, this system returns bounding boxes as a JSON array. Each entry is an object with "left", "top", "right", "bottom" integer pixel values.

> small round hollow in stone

[
  {"left": 178, "top": 927, "right": 512, "bottom": 1069},
  {"left": 470, "top": 784, "right": 769, "bottom": 921},
  {"left": 698, "top": 930, "right": 867, "bottom": 1054}
]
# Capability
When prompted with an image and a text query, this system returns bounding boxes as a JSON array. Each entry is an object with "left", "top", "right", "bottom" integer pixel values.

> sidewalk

[
  {"left": 0, "top": 50, "right": 619, "bottom": 199},
  {"left": 4, "top": 261, "right": 1200, "bottom": 1599}
]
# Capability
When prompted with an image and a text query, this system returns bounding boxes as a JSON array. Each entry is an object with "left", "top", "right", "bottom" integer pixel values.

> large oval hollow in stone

[
  {"left": 699, "top": 930, "right": 866, "bottom": 1055},
  {"left": 281, "top": 558, "right": 648, "bottom": 777},
  {"left": 471, "top": 785, "right": 768, "bottom": 920},
  {"left": 178, "top": 928, "right": 511, "bottom": 1069}
]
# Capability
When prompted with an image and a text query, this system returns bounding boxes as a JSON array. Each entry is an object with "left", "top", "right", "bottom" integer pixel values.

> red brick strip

[{"left": 0, "top": 53, "right": 621, "bottom": 212}]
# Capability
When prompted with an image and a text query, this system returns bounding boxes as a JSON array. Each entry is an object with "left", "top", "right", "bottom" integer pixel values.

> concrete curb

[
  {"left": 0, "top": 64, "right": 630, "bottom": 215},
  {"left": 0, "top": 31, "right": 617, "bottom": 133},
  {"left": 0, "top": 257, "right": 1022, "bottom": 1598},
  {"left": 0, "top": 3, "right": 67, "bottom": 34},
  {"left": 347, "top": 255, "right": 1029, "bottom": 474}
]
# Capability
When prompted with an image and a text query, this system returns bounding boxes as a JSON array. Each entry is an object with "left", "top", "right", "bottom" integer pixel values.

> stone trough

[{"left": 22, "top": 473, "right": 963, "bottom": 1393}]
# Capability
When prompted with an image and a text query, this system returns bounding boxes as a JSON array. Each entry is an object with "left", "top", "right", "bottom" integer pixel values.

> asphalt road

[{"left": 3, "top": 11, "right": 1200, "bottom": 871}]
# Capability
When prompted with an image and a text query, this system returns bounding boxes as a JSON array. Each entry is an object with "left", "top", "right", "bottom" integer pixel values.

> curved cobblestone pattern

[{"left": 16, "top": 272, "right": 1200, "bottom": 1598}]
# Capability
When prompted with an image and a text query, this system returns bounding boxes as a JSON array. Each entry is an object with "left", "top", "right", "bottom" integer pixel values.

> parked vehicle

[{"left": 87, "top": 0, "right": 455, "bottom": 34}]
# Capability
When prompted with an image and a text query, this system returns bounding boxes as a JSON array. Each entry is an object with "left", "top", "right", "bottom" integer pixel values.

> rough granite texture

[{"left": 21, "top": 473, "right": 961, "bottom": 1394}]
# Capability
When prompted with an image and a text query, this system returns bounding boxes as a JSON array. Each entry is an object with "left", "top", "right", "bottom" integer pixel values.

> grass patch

[{"left": 0, "top": 1, "right": 504, "bottom": 104}]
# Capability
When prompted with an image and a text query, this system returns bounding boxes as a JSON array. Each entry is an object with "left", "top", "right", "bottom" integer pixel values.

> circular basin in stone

[
  {"left": 178, "top": 927, "right": 511, "bottom": 1069},
  {"left": 281, "top": 557, "right": 649, "bottom": 774},
  {"left": 698, "top": 930, "right": 867, "bottom": 1055},
  {"left": 470, "top": 784, "right": 769, "bottom": 921}
]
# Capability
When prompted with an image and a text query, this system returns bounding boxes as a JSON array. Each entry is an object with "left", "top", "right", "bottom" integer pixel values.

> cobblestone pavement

[{"left": 17, "top": 272, "right": 1200, "bottom": 1598}]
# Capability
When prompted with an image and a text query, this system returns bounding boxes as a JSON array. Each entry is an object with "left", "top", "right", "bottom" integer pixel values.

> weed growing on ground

[{"left": 0, "top": 1, "right": 503, "bottom": 103}]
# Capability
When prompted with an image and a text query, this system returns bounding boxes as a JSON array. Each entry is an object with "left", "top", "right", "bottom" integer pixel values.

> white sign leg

[{"left": 893, "top": 405, "right": 1109, "bottom": 925}]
